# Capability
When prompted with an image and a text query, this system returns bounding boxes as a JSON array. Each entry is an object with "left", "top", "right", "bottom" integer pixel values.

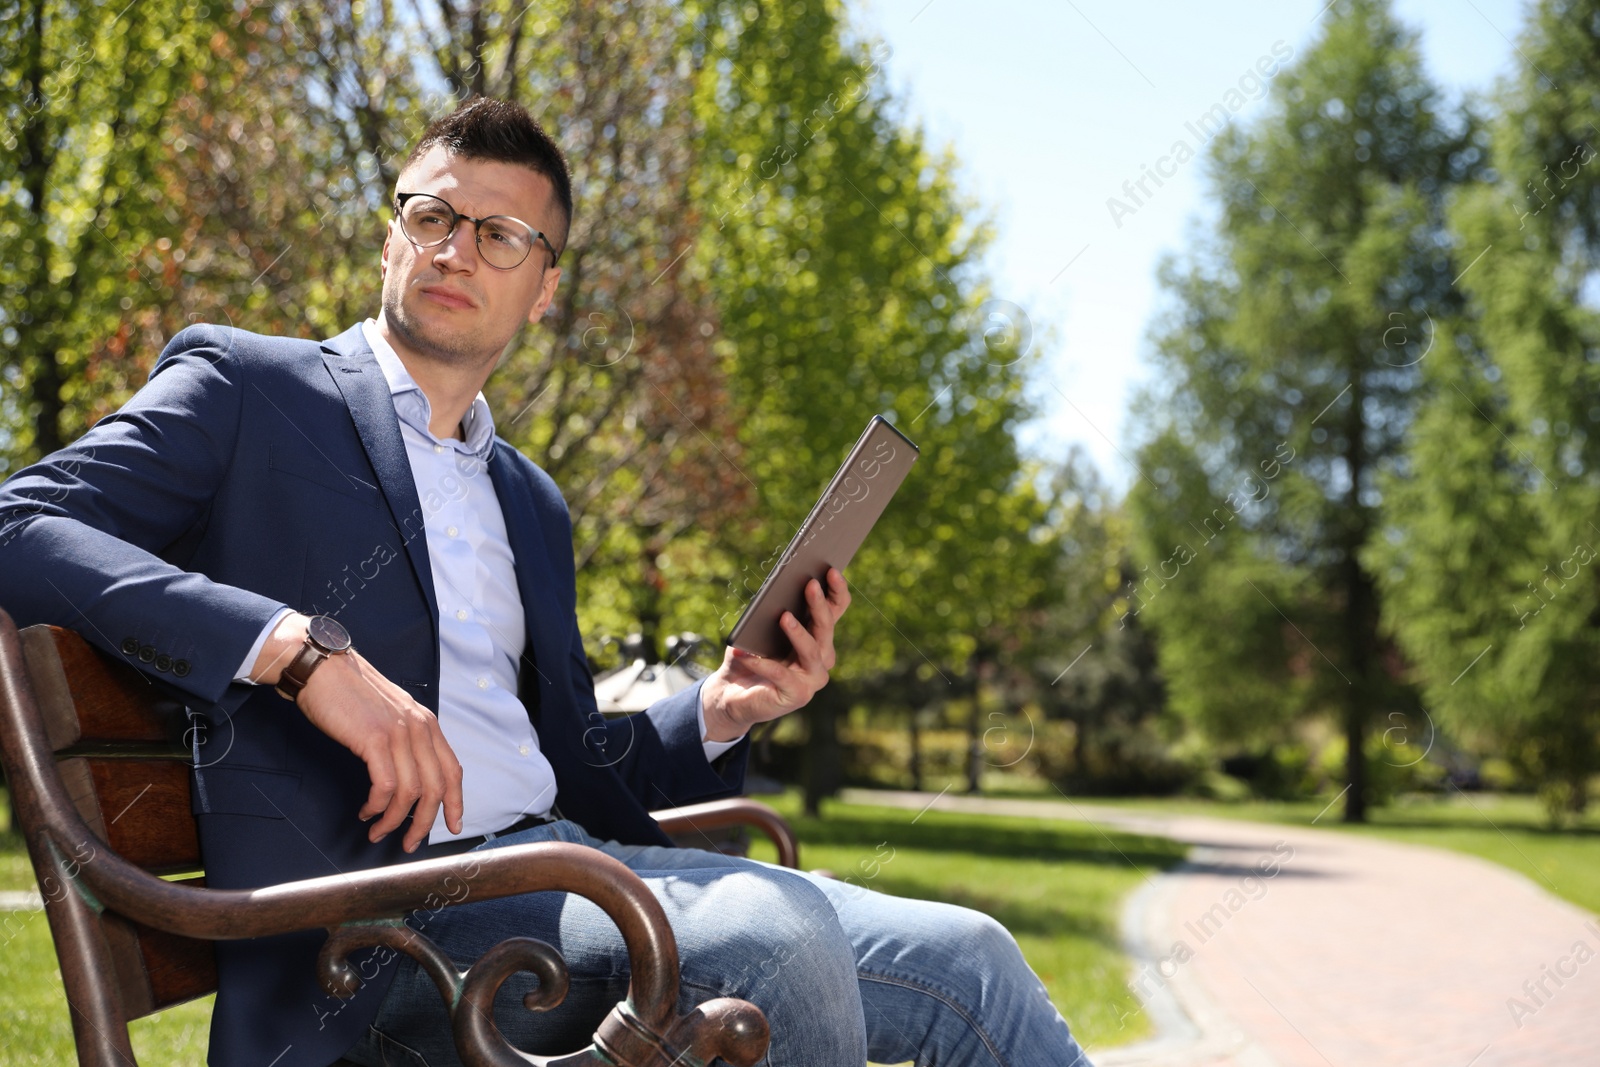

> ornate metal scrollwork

[{"left": 315, "top": 919, "right": 767, "bottom": 1067}]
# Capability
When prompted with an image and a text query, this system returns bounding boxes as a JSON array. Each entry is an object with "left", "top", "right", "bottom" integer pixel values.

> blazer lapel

[
  {"left": 318, "top": 325, "right": 441, "bottom": 636},
  {"left": 487, "top": 442, "right": 561, "bottom": 714}
]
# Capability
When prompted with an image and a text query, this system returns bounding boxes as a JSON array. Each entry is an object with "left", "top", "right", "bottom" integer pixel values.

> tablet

[{"left": 728, "top": 415, "right": 919, "bottom": 658}]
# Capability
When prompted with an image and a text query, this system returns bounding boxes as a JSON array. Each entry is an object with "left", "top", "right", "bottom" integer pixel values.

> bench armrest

[{"left": 651, "top": 797, "right": 800, "bottom": 869}]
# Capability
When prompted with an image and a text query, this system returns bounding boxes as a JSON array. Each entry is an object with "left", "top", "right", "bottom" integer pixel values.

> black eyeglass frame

[{"left": 393, "top": 191, "right": 561, "bottom": 269}]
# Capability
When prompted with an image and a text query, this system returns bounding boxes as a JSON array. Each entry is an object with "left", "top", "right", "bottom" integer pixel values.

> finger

[
  {"left": 781, "top": 609, "right": 823, "bottom": 671},
  {"left": 403, "top": 719, "right": 447, "bottom": 853},
  {"left": 800, "top": 580, "right": 841, "bottom": 670},
  {"left": 370, "top": 736, "right": 422, "bottom": 843},
  {"left": 359, "top": 745, "right": 398, "bottom": 824},
  {"left": 432, "top": 729, "right": 465, "bottom": 835},
  {"left": 805, "top": 579, "right": 839, "bottom": 645},
  {"left": 733, "top": 644, "right": 795, "bottom": 689},
  {"left": 826, "top": 568, "right": 852, "bottom": 617}
]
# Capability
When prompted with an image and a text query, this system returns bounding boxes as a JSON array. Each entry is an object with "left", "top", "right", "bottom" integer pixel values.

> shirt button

[
  {"left": 433, "top": 444, "right": 444, "bottom": 454},
  {"left": 477, "top": 676, "right": 489, "bottom": 689},
  {"left": 518, "top": 744, "right": 530, "bottom": 756},
  {"left": 455, "top": 609, "right": 468, "bottom": 621},
  {"left": 446, "top": 525, "right": 459, "bottom": 538}
]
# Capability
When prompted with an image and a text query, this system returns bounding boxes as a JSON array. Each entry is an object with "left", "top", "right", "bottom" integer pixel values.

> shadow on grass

[
  {"left": 876, "top": 874, "right": 1123, "bottom": 942},
  {"left": 792, "top": 803, "right": 1188, "bottom": 870},
  {"left": 1366, "top": 817, "right": 1600, "bottom": 837}
]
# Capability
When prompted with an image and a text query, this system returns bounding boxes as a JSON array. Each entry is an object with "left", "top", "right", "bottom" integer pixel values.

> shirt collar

[{"left": 362, "top": 318, "right": 496, "bottom": 459}]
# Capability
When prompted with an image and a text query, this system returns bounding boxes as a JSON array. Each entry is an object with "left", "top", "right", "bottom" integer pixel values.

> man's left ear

[{"left": 526, "top": 266, "right": 562, "bottom": 325}]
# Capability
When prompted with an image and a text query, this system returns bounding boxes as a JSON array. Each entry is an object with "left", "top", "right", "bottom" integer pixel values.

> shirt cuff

[
  {"left": 234, "top": 606, "right": 293, "bottom": 684},
  {"left": 697, "top": 682, "right": 746, "bottom": 761}
]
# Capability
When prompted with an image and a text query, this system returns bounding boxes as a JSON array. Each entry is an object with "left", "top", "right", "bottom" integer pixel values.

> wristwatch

[{"left": 274, "top": 615, "right": 353, "bottom": 703}]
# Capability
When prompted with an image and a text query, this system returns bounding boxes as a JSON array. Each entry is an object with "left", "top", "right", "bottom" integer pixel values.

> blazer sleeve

[
  {"left": 0, "top": 325, "right": 289, "bottom": 706},
  {"left": 569, "top": 615, "right": 751, "bottom": 810}
]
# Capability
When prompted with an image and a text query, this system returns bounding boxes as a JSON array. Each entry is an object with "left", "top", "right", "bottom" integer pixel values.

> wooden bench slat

[
  {"left": 85, "top": 759, "right": 201, "bottom": 875},
  {"left": 20, "top": 627, "right": 184, "bottom": 751},
  {"left": 102, "top": 899, "right": 220, "bottom": 1019}
]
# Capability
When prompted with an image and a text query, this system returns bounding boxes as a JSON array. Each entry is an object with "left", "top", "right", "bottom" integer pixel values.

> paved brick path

[{"left": 844, "top": 790, "right": 1600, "bottom": 1067}]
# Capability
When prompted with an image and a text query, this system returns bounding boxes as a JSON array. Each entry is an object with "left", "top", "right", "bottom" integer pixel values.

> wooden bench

[{"left": 0, "top": 610, "right": 801, "bottom": 1066}]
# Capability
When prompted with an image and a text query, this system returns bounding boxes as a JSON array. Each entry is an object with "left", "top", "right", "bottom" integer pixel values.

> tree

[
  {"left": 1020, "top": 454, "right": 1176, "bottom": 794},
  {"left": 687, "top": 0, "right": 1048, "bottom": 810},
  {"left": 0, "top": 0, "right": 214, "bottom": 472},
  {"left": 1372, "top": 0, "right": 1600, "bottom": 817},
  {"left": 1128, "top": 0, "right": 1483, "bottom": 820},
  {"left": 1, "top": 0, "right": 756, "bottom": 652},
  {"left": 0, "top": 0, "right": 1062, "bottom": 817}
]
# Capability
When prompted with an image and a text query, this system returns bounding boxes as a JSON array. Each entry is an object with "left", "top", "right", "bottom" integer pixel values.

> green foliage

[
  {"left": 1370, "top": 0, "right": 1600, "bottom": 813},
  {"left": 1129, "top": 0, "right": 1481, "bottom": 819},
  {"left": 997, "top": 455, "right": 1184, "bottom": 795},
  {"left": 687, "top": 0, "right": 1048, "bottom": 683},
  {"left": 0, "top": 0, "right": 219, "bottom": 469},
  {"left": 837, "top": 724, "right": 970, "bottom": 789},
  {"left": 0, "top": 0, "right": 1069, "bottom": 815}
]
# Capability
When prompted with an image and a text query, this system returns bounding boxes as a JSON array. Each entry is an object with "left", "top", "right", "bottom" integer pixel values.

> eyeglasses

[{"left": 393, "top": 192, "right": 560, "bottom": 270}]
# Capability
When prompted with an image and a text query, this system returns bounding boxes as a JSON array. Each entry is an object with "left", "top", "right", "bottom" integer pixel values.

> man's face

[{"left": 379, "top": 144, "right": 563, "bottom": 369}]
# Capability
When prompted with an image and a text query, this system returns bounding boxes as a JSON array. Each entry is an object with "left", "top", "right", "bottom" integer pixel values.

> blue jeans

[{"left": 344, "top": 819, "right": 1092, "bottom": 1066}]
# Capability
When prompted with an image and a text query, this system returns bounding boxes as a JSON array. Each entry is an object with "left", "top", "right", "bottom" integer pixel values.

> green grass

[
  {"left": 0, "top": 819, "right": 213, "bottom": 1064},
  {"left": 1077, "top": 791, "right": 1600, "bottom": 916},
  {"left": 0, "top": 789, "right": 1186, "bottom": 1058},
  {"left": 0, "top": 912, "right": 213, "bottom": 1064}
]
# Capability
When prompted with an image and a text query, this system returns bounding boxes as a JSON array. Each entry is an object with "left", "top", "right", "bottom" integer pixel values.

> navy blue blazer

[{"left": 0, "top": 323, "right": 749, "bottom": 1066}]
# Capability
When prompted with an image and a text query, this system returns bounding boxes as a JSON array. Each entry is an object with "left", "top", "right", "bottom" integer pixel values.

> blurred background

[{"left": 3, "top": 0, "right": 1600, "bottom": 1061}]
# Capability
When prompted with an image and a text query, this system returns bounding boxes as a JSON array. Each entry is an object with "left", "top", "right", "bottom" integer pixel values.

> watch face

[{"left": 307, "top": 615, "right": 353, "bottom": 653}]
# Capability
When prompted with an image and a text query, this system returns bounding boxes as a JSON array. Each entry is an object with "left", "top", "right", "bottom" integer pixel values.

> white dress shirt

[{"left": 237, "top": 320, "right": 738, "bottom": 844}]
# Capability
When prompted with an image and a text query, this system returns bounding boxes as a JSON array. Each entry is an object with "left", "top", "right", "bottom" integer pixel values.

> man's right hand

[{"left": 251, "top": 612, "right": 464, "bottom": 853}]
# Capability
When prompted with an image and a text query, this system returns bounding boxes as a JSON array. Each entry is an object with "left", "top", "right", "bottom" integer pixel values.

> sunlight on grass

[{"left": 0, "top": 909, "right": 212, "bottom": 1065}]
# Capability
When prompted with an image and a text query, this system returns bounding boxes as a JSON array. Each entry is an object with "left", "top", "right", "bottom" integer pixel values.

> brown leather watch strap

[
  {"left": 273, "top": 615, "right": 353, "bottom": 703},
  {"left": 274, "top": 640, "right": 328, "bottom": 703}
]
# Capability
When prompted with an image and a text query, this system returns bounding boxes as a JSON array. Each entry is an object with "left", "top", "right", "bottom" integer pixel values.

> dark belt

[{"left": 423, "top": 807, "right": 564, "bottom": 858}]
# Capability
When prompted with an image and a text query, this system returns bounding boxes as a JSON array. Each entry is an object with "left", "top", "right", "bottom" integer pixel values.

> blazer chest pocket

[{"left": 268, "top": 444, "right": 382, "bottom": 509}]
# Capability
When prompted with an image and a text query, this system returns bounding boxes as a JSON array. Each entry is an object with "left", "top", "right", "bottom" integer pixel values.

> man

[{"left": 0, "top": 97, "right": 1090, "bottom": 1066}]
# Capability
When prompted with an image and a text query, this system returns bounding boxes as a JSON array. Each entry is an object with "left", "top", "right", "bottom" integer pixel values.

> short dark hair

[{"left": 401, "top": 96, "right": 574, "bottom": 259}]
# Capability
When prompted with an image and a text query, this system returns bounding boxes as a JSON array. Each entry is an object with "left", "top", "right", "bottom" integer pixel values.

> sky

[{"left": 852, "top": 0, "right": 1532, "bottom": 493}]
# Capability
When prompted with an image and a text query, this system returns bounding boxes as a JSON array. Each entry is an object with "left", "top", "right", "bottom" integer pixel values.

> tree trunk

[
  {"left": 1564, "top": 704, "right": 1593, "bottom": 815},
  {"left": 1341, "top": 381, "right": 1374, "bottom": 824},
  {"left": 1073, "top": 712, "right": 1090, "bottom": 786},
  {"left": 965, "top": 647, "right": 993, "bottom": 794},
  {"left": 966, "top": 698, "right": 983, "bottom": 795},
  {"left": 802, "top": 685, "right": 843, "bottom": 817},
  {"left": 20, "top": 0, "right": 63, "bottom": 459},
  {"left": 31, "top": 347, "right": 65, "bottom": 457},
  {"left": 637, "top": 539, "right": 664, "bottom": 663},
  {"left": 908, "top": 709, "right": 922, "bottom": 792},
  {"left": 1342, "top": 693, "right": 1369, "bottom": 823}
]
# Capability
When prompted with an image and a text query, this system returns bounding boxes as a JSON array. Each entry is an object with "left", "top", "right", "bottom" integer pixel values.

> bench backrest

[{"left": 11, "top": 624, "right": 216, "bottom": 1022}]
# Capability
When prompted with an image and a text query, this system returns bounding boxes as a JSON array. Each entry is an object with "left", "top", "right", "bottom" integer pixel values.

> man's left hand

[{"left": 701, "top": 567, "right": 852, "bottom": 743}]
